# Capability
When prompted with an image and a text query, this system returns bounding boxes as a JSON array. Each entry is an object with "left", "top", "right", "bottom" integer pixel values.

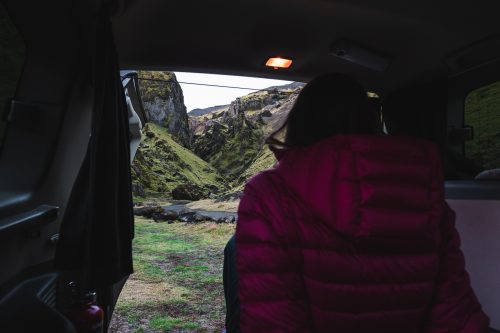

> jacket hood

[{"left": 275, "top": 135, "right": 444, "bottom": 241}]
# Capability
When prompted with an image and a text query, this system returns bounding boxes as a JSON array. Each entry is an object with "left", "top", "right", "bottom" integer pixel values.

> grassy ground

[
  {"left": 109, "top": 217, "right": 235, "bottom": 333},
  {"left": 185, "top": 199, "right": 239, "bottom": 212}
]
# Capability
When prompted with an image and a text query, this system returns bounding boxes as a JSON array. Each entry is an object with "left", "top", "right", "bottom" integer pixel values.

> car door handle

[{"left": 0, "top": 205, "right": 59, "bottom": 234}]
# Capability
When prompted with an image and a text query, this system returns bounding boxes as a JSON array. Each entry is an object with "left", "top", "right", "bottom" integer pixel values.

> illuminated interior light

[{"left": 265, "top": 57, "right": 293, "bottom": 69}]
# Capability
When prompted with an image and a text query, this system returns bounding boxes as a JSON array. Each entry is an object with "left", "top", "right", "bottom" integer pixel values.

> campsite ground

[{"left": 109, "top": 217, "right": 235, "bottom": 333}]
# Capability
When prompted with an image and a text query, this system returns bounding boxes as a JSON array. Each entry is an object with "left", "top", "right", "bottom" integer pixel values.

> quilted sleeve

[
  {"left": 425, "top": 203, "right": 490, "bottom": 333},
  {"left": 235, "top": 174, "right": 312, "bottom": 333}
]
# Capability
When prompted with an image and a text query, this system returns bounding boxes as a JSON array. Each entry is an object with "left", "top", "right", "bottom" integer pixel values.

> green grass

[
  {"left": 465, "top": 81, "right": 500, "bottom": 170},
  {"left": 109, "top": 217, "right": 235, "bottom": 333},
  {"left": 149, "top": 316, "right": 201, "bottom": 331}
]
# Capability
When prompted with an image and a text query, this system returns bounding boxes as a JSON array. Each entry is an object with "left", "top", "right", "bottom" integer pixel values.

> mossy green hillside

[
  {"left": 238, "top": 145, "right": 277, "bottom": 182},
  {"left": 206, "top": 116, "right": 264, "bottom": 180},
  {"left": 132, "top": 123, "right": 226, "bottom": 197}
]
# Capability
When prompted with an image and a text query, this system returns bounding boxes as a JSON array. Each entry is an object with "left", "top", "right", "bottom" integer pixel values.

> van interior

[{"left": 0, "top": 0, "right": 499, "bottom": 331}]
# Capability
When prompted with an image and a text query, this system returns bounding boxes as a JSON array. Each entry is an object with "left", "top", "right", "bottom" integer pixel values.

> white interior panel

[{"left": 448, "top": 199, "right": 500, "bottom": 329}]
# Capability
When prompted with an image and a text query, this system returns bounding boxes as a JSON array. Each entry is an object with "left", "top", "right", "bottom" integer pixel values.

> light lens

[{"left": 265, "top": 57, "right": 293, "bottom": 69}]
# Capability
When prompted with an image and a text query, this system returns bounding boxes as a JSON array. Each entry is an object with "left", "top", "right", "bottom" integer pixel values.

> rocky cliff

[
  {"left": 138, "top": 71, "right": 191, "bottom": 148},
  {"left": 132, "top": 74, "right": 303, "bottom": 200},
  {"left": 190, "top": 85, "right": 302, "bottom": 194},
  {"left": 223, "top": 89, "right": 291, "bottom": 119}
]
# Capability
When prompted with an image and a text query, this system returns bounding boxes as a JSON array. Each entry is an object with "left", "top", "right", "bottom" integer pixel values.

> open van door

[
  {"left": 0, "top": 1, "right": 137, "bottom": 331},
  {"left": 0, "top": 0, "right": 80, "bottom": 331},
  {"left": 446, "top": 51, "right": 500, "bottom": 330}
]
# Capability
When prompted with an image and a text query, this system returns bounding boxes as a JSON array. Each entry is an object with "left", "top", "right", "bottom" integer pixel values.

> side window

[
  {"left": 464, "top": 81, "right": 500, "bottom": 179},
  {"left": 0, "top": 2, "right": 26, "bottom": 139}
]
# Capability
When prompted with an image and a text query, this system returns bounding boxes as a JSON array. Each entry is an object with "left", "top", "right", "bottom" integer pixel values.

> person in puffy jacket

[{"left": 223, "top": 73, "right": 489, "bottom": 333}]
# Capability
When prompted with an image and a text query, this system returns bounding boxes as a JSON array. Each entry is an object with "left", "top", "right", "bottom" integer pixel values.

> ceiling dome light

[{"left": 265, "top": 57, "right": 293, "bottom": 69}]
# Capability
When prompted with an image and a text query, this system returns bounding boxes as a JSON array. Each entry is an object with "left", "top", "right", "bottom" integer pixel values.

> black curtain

[{"left": 55, "top": 7, "right": 134, "bottom": 289}]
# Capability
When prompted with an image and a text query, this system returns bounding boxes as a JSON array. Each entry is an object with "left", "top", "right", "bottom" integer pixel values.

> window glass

[
  {"left": 464, "top": 81, "right": 500, "bottom": 179},
  {"left": 0, "top": 2, "right": 26, "bottom": 136}
]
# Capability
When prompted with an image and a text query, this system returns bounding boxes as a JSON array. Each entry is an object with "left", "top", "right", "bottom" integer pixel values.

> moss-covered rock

[
  {"left": 138, "top": 71, "right": 191, "bottom": 148},
  {"left": 192, "top": 121, "right": 229, "bottom": 161},
  {"left": 223, "top": 89, "right": 291, "bottom": 120}
]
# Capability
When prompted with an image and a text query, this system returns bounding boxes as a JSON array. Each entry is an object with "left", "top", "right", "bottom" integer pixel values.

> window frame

[{"left": 446, "top": 58, "right": 500, "bottom": 200}]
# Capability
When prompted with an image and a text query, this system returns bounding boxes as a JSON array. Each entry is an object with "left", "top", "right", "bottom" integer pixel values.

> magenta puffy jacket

[{"left": 236, "top": 135, "right": 489, "bottom": 333}]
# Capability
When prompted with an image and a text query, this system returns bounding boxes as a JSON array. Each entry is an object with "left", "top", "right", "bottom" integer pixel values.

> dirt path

[{"left": 109, "top": 217, "right": 235, "bottom": 333}]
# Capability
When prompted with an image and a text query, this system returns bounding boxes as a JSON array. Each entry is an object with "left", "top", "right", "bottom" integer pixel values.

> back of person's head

[{"left": 268, "top": 73, "right": 379, "bottom": 148}]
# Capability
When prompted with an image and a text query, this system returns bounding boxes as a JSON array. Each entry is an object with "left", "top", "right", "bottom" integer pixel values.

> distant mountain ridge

[
  {"left": 188, "top": 82, "right": 303, "bottom": 118},
  {"left": 189, "top": 104, "right": 229, "bottom": 117},
  {"left": 261, "top": 81, "right": 305, "bottom": 91}
]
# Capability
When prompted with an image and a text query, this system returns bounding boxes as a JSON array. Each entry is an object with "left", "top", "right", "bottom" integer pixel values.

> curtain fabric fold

[{"left": 55, "top": 7, "right": 134, "bottom": 289}]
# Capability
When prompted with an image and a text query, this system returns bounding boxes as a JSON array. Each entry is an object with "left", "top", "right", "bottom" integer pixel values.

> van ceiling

[{"left": 112, "top": 0, "right": 500, "bottom": 94}]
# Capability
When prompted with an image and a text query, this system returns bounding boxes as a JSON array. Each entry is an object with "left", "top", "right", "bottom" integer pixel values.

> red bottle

[{"left": 68, "top": 283, "right": 104, "bottom": 333}]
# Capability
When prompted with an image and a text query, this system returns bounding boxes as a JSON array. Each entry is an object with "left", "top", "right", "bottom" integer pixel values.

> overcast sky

[{"left": 174, "top": 72, "right": 293, "bottom": 112}]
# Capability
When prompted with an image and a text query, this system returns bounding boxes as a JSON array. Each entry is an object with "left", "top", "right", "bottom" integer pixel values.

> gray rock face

[
  {"left": 223, "top": 90, "right": 291, "bottom": 120},
  {"left": 192, "top": 121, "right": 228, "bottom": 161},
  {"left": 138, "top": 71, "right": 191, "bottom": 148}
]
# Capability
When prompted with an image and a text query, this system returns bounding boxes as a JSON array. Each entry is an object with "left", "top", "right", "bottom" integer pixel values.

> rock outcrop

[
  {"left": 138, "top": 71, "right": 191, "bottom": 148},
  {"left": 190, "top": 85, "right": 302, "bottom": 188},
  {"left": 192, "top": 121, "right": 228, "bottom": 161},
  {"left": 223, "top": 89, "right": 291, "bottom": 120}
]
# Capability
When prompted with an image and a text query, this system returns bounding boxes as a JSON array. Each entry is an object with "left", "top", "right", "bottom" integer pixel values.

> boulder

[
  {"left": 172, "top": 183, "right": 207, "bottom": 200},
  {"left": 176, "top": 210, "right": 214, "bottom": 223},
  {"left": 178, "top": 211, "right": 197, "bottom": 222},
  {"left": 134, "top": 205, "right": 164, "bottom": 218},
  {"left": 192, "top": 213, "right": 213, "bottom": 223},
  {"left": 163, "top": 210, "right": 179, "bottom": 220},
  {"left": 151, "top": 209, "right": 179, "bottom": 222},
  {"left": 216, "top": 216, "right": 236, "bottom": 224}
]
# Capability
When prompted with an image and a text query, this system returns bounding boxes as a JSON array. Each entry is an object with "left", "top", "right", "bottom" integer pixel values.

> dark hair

[{"left": 267, "top": 73, "right": 378, "bottom": 148}]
